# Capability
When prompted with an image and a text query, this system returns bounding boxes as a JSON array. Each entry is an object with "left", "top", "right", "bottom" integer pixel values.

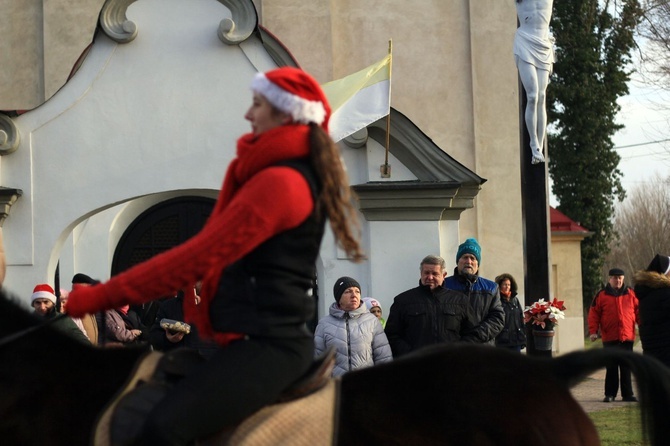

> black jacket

[
  {"left": 634, "top": 270, "right": 670, "bottom": 368},
  {"left": 149, "top": 295, "right": 220, "bottom": 360},
  {"left": 385, "top": 282, "right": 474, "bottom": 358},
  {"left": 495, "top": 293, "right": 527, "bottom": 349},
  {"left": 209, "top": 159, "right": 324, "bottom": 339},
  {"left": 444, "top": 270, "right": 505, "bottom": 344}
]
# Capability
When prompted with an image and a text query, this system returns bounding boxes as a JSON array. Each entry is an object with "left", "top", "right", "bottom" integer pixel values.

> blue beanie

[{"left": 456, "top": 238, "right": 481, "bottom": 264}]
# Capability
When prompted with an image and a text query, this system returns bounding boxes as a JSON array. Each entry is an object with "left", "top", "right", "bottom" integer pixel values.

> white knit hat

[{"left": 363, "top": 297, "right": 382, "bottom": 312}]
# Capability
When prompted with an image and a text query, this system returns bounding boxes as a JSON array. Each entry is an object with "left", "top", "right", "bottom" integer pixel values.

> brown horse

[{"left": 1, "top": 289, "right": 669, "bottom": 445}]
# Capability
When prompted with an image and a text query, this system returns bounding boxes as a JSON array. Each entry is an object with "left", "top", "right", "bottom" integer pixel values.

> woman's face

[
  {"left": 338, "top": 287, "right": 361, "bottom": 312},
  {"left": 244, "top": 92, "right": 289, "bottom": 135},
  {"left": 500, "top": 279, "right": 511, "bottom": 294},
  {"left": 370, "top": 306, "right": 382, "bottom": 319}
]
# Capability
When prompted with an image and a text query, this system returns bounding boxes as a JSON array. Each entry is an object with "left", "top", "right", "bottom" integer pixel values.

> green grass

[
  {"left": 591, "top": 406, "right": 644, "bottom": 445},
  {"left": 584, "top": 331, "right": 642, "bottom": 350}
]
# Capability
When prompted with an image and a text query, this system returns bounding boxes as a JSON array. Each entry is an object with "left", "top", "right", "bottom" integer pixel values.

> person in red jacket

[{"left": 588, "top": 268, "right": 640, "bottom": 403}]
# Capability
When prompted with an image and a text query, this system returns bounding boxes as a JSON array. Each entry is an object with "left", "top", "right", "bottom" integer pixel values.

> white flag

[{"left": 322, "top": 55, "right": 391, "bottom": 142}]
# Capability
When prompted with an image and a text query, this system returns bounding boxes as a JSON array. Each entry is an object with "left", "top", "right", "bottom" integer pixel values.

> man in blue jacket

[{"left": 444, "top": 238, "right": 504, "bottom": 344}]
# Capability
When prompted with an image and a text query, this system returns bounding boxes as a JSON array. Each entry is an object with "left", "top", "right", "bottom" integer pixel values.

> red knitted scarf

[{"left": 182, "top": 124, "right": 311, "bottom": 345}]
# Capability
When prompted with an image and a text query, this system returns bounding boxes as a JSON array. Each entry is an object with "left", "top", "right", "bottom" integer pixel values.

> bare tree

[
  {"left": 605, "top": 173, "right": 670, "bottom": 281},
  {"left": 638, "top": 1, "right": 670, "bottom": 88}
]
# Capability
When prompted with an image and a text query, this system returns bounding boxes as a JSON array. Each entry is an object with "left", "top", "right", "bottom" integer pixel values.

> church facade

[{"left": 0, "top": 0, "right": 585, "bottom": 353}]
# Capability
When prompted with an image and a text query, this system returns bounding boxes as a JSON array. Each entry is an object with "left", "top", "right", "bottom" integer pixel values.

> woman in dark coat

[
  {"left": 494, "top": 273, "right": 526, "bottom": 352},
  {"left": 634, "top": 254, "right": 670, "bottom": 368}
]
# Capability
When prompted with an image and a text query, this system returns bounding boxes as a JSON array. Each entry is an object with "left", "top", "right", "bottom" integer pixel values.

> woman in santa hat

[{"left": 67, "top": 66, "right": 363, "bottom": 444}]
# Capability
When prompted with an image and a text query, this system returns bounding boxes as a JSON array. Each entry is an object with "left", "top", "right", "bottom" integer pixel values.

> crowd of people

[
  {"left": 29, "top": 237, "right": 516, "bottom": 373},
  {"left": 7, "top": 64, "right": 669, "bottom": 442},
  {"left": 32, "top": 245, "right": 670, "bottom": 414},
  {"left": 317, "top": 238, "right": 518, "bottom": 372}
]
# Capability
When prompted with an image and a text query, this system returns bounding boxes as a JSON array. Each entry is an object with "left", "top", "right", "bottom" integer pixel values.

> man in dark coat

[{"left": 385, "top": 255, "right": 474, "bottom": 357}]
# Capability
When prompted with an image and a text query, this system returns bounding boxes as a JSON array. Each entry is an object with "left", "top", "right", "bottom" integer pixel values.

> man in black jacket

[
  {"left": 385, "top": 255, "right": 474, "bottom": 357},
  {"left": 31, "top": 283, "right": 90, "bottom": 344}
]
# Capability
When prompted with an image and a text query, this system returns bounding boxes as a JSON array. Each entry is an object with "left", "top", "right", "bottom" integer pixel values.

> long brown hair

[{"left": 308, "top": 123, "right": 365, "bottom": 262}]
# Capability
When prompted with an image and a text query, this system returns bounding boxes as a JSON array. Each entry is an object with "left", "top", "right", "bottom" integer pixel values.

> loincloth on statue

[{"left": 514, "top": 28, "right": 555, "bottom": 71}]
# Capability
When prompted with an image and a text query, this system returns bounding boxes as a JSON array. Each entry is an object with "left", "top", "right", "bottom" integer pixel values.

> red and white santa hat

[
  {"left": 251, "top": 66, "right": 331, "bottom": 132},
  {"left": 31, "top": 283, "right": 57, "bottom": 304}
]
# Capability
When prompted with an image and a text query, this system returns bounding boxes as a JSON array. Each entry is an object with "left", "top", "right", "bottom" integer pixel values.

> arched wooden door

[
  {"left": 111, "top": 196, "right": 215, "bottom": 323},
  {"left": 110, "top": 195, "right": 320, "bottom": 330}
]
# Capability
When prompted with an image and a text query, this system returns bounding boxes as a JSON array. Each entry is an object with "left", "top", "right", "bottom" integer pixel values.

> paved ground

[
  {"left": 570, "top": 367, "right": 639, "bottom": 413},
  {"left": 570, "top": 344, "right": 643, "bottom": 413}
]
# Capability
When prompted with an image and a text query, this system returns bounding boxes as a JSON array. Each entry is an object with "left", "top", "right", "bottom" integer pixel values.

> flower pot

[{"left": 532, "top": 329, "right": 555, "bottom": 351}]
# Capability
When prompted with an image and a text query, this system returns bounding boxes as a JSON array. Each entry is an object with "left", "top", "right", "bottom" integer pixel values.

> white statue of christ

[{"left": 514, "top": 0, "right": 554, "bottom": 165}]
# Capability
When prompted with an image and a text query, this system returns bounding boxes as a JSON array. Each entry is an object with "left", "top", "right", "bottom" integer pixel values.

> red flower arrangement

[{"left": 523, "top": 297, "right": 566, "bottom": 329}]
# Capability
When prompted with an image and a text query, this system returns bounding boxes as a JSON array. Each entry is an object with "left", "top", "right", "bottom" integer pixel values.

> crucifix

[{"left": 516, "top": 0, "right": 555, "bottom": 357}]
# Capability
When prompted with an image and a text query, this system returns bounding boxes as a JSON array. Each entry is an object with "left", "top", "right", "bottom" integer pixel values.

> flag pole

[{"left": 380, "top": 39, "right": 392, "bottom": 178}]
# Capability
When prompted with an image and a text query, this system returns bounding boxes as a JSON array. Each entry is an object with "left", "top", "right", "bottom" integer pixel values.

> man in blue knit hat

[{"left": 443, "top": 238, "right": 504, "bottom": 344}]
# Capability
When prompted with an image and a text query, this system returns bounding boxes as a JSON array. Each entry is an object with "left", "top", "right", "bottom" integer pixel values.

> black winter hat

[
  {"left": 646, "top": 254, "right": 670, "bottom": 275},
  {"left": 608, "top": 268, "right": 625, "bottom": 276},
  {"left": 72, "top": 273, "right": 96, "bottom": 285},
  {"left": 333, "top": 276, "right": 361, "bottom": 303}
]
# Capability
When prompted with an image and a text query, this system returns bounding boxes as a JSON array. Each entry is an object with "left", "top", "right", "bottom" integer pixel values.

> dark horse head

[{"left": 0, "top": 289, "right": 146, "bottom": 445}]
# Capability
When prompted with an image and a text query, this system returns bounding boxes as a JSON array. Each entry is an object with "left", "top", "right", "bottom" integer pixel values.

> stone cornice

[
  {"left": 353, "top": 181, "right": 479, "bottom": 221},
  {"left": 216, "top": 0, "right": 258, "bottom": 45},
  {"left": 349, "top": 108, "right": 484, "bottom": 222},
  {"left": 100, "top": 0, "right": 139, "bottom": 43},
  {"left": 98, "top": 0, "right": 257, "bottom": 45},
  {"left": 367, "top": 109, "right": 485, "bottom": 185},
  {"left": 551, "top": 231, "right": 593, "bottom": 242},
  {"left": 0, "top": 114, "right": 20, "bottom": 156},
  {"left": 0, "top": 187, "right": 22, "bottom": 227}
]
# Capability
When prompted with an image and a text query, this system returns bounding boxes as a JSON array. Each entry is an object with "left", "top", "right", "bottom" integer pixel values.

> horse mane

[{"left": 0, "top": 288, "right": 148, "bottom": 445}]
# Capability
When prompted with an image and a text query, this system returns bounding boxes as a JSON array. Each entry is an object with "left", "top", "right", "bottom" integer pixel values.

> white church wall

[
  {"left": 3, "top": 0, "right": 480, "bottom": 328},
  {"left": 3, "top": 0, "right": 271, "bottom": 298}
]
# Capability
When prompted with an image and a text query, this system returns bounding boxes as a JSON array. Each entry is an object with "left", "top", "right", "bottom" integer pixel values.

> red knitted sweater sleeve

[{"left": 66, "top": 167, "right": 314, "bottom": 318}]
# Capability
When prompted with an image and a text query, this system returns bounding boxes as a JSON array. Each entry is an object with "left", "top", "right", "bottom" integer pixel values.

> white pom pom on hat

[{"left": 251, "top": 67, "right": 331, "bottom": 131}]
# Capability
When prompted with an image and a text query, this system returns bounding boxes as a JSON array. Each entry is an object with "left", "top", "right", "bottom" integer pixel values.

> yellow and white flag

[{"left": 322, "top": 54, "right": 391, "bottom": 142}]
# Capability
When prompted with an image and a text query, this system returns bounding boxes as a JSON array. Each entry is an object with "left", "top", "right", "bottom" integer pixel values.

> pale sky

[
  {"left": 613, "top": 75, "right": 670, "bottom": 192},
  {"left": 549, "top": 65, "right": 670, "bottom": 208}
]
